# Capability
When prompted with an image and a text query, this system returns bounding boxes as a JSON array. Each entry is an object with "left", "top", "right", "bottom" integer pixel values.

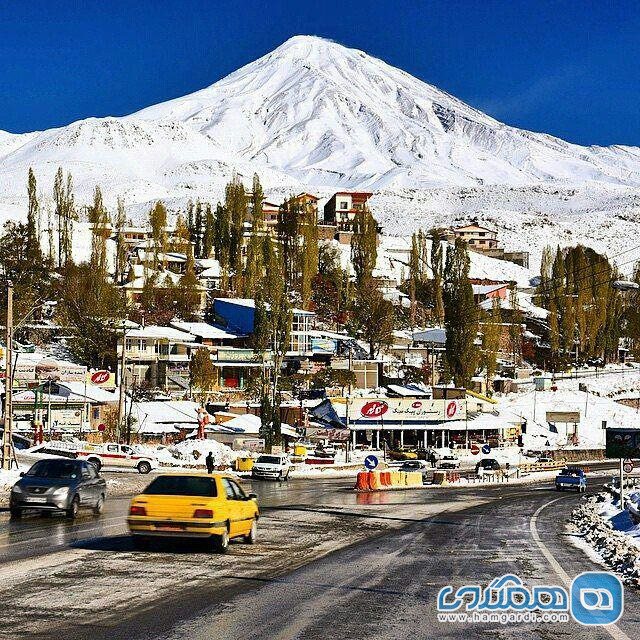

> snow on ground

[
  {"left": 571, "top": 489, "right": 640, "bottom": 585},
  {"left": 0, "top": 468, "right": 24, "bottom": 493},
  {"left": 553, "top": 365, "right": 640, "bottom": 400},
  {"left": 497, "top": 384, "right": 640, "bottom": 451},
  {"left": 168, "top": 438, "right": 243, "bottom": 468}
]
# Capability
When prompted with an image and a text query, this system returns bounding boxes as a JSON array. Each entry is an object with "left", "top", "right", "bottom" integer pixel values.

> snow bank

[
  {"left": 571, "top": 491, "right": 640, "bottom": 585},
  {"left": 167, "top": 439, "right": 243, "bottom": 468}
]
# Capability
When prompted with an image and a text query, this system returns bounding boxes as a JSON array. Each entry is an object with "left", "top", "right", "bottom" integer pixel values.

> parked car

[
  {"left": 387, "top": 448, "right": 418, "bottom": 461},
  {"left": 399, "top": 459, "right": 430, "bottom": 482},
  {"left": 127, "top": 472, "right": 259, "bottom": 552},
  {"left": 399, "top": 459, "right": 429, "bottom": 472},
  {"left": 438, "top": 455, "right": 460, "bottom": 469},
  {"left": 475, "top": 458, "right": 501, "bottom": 473},
  {"left": 251, "top": 454, "right": 292, "bottom": 480},
  {"left": 555, "top": 467, "right": 587, "bottom": 492},
  {"left": 77, "top": 442, "right": 157, "bottom": 474},
  {"left": 10, "top": 458, "right": 106, "bottom": 519},
  {"left": 536, "top": 456, "right": 554, "bottom": 464}
]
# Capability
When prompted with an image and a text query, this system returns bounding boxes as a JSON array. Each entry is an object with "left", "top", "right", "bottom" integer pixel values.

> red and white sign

[
  {"left": 349, "top": 397, "right": 466, "bottom": 423},
  {"left": 360, "top": 400, "right": 389, "bottom": 419},
  {"left": 97, "top": 423, "right": 106, "bottom": 432},
  {"left": 88, "top": 370, "right": 116, "bottom": 389},
  {"left": 470, "top": 444, "right": 480, "bottom": 455}
]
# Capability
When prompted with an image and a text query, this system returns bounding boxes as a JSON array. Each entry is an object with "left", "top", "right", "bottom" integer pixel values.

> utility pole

[
  {"left": 116, "top": 326, "right": 126, "bottom": 443},
  {"left": 2, "top": 282, "right": 16, "bottom": 470}
]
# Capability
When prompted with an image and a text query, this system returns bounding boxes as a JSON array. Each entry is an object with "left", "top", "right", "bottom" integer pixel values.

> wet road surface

[{"left": 1, "top": 475, "right": 637, "bottom": 640}]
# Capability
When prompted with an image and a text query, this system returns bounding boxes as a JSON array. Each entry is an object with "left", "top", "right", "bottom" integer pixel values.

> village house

[{"left": 323, "top": 191, "right": 373, "bottom": 231}]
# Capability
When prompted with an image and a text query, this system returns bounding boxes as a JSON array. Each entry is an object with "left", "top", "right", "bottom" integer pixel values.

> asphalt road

[{"left": 1, "top": 475, "right": 638, "bottom": 640}]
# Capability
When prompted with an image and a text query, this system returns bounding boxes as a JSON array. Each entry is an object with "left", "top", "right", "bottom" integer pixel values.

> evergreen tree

[
  {"left": 114, "top": 197, "right": 128, "bottom": 284},
  {"left": 26, "top": 168, "right": 41, "bottom": 261},
  {"left": 193, "top": 199, "right": 204, "bottom": 258},
  {"left": 149, "top": 201, "right": 167, "bottom": 271},
  {"left": 481, "top": 298, "right": 502, "bottom": 393},
  {"left": 351, "top": 206, "right": 378, "bottom": 287},
  {"left": 299, "top": 197, "right": 318, "bottom": 309},
  {"left": 277, "top": 196, "right": 301, "bottom": 291},
  {"left": 174, "top": 248, "right": 202, "bottom": 321},
  {"left": 202, "top": 203, "right": 215, "bottom": 258},
  {"left": 429, "top": 228, "right": 445, "bottom": 323},
  {"left": 213, "top": 202, "right": 231, "bottom": 290},
  {"left": 443, "top": 238, "right": 478, "bottom": 387},
  {"left": 53, "top": 168, "right": 76, "bottom": 267},
  {"left": 225, "top": 175, "right": 248, "bottom": 292},
  {"left": 171, "top": 213, "right": 192, "bottom": 255},
  {"left": 87, "top": 185, "right": 110, "bottom": 276}
]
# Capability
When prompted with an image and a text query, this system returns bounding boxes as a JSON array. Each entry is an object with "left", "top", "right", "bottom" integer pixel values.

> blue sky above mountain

[{"left": 0, "top": 1, "right": 639, "bottom": 145}]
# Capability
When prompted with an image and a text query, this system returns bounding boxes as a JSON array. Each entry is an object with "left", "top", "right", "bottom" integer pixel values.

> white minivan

[{"left": 251, "top": 454, "right": 292, "bottom": 480}]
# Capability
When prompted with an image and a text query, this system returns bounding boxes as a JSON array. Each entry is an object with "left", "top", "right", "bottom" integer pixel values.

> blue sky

[{"left": 1, "top": 0, "right": 638, "bottom": 146}]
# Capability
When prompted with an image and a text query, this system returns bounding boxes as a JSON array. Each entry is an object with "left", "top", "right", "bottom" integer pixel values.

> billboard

[
  {"left": 605, "top": 428, "right": 640, "bottom": 459},
  {"left": 311, "top": 338, "right": 337, "bottom": 354},
  {"left": 346, "top": 397, "right": 466, "bottom": 425}
]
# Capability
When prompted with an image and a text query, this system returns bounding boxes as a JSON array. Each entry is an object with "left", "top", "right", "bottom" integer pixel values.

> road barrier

[{"left": 354, "top": 469, "right": 424, "bottom": 491}]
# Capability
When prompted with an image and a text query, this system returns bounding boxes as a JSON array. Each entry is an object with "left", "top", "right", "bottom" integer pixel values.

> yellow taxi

[{"left": 127, "top": 472, "right": 259, "bottom": 552}]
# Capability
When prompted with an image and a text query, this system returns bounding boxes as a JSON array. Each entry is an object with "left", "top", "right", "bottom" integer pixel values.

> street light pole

[{"left": 1, "top": 282, "right": 16, "bottom": 470}]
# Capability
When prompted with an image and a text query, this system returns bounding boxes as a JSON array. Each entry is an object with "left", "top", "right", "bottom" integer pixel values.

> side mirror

[
  {"left": 19, "top": 472, "right": 25, "bottom": 477},
  {"left": 248, "top": 492, "right": 258, "bottom": 500}
]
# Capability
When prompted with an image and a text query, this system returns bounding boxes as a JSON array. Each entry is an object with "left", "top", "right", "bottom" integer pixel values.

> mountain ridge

[{"left": 1, "top": 35, "right": 640, "bottom": 267}]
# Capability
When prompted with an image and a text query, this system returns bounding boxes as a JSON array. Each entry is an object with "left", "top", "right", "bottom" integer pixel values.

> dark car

[
  {"left": 475, "top": 458, "right": 501, "bottom": 473},
  {"left": 10, "top": 459, "right": 106, "bottom": 519}
]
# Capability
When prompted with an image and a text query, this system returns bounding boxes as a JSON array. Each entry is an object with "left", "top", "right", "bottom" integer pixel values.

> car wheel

[
  {"left": 88, "top": 457, "right": 102, "bottom": 471},
  {"left": 66, "top": 496, "right": 80, "bottom": 519},
  {"left": 213, "top": 527, "right": 230, "bottom": 553},
  {"left": 9, "top": 507, "right": 22, "bottom": 519},
  {"left": 93, "top": 494, "right": 105, "bottom": 515},
  {"left": 244, "top": 518, "right": 257, "bottom": 544},
  {"left": 137, "top": 461, "right": 152, "bottom": 474}
]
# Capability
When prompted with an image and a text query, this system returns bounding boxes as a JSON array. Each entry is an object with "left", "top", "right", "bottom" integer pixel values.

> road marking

[{"left": 530, "top": 497, "right": 632, "bottom": 640}]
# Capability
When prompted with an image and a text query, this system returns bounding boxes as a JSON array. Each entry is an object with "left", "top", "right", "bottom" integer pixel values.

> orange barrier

[
  {"left": 447, "top": 472, "right": 461, "bottom": 483},
  {"left": 369, "top": 471, "right": 383, "bottom": 490},
  {"left": 380, "top": 471, "right": 391, "bottom": 486},
  {"left": 355, "top": 471, "right": 370, "bottom": 491}
]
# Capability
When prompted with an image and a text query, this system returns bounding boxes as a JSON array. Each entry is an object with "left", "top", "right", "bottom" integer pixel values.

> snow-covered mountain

[{"left": 1, "top": 35, "right": 640, "bottom": 268}]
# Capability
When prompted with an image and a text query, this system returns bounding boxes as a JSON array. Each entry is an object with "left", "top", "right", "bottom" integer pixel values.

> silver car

[{"left": 10, "top": 458, "right": 107, "bottom": 519}]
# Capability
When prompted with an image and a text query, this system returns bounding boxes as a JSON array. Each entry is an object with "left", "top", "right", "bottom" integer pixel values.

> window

[
  {"left": 339, "top": 201, "right": 348, "bottom": 210},
  {"left": 26, "top": 460, "right": 81, "bottom": 478},
  {"left": 143, "top": 475, "right": 218, "bottom": 497},
  {"left": 221, "top": 478, "right": 236, "bottom": 499},
  {"left": 92, "top": 408, "right": 100, "bottom": 420},
  {"left": 229, "top": 480, "right": 246, "bottom": 499},
  {"left": 107, "top": 444, "right": 119, "bottom": 453}
]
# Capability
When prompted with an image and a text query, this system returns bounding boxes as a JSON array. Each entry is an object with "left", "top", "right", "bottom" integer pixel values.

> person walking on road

[
  {"left": 429, "top": 451, "right": 437, "bottom": 468},
  {"left": 205, "top": 451, "right": 214, "bottom": 474}
]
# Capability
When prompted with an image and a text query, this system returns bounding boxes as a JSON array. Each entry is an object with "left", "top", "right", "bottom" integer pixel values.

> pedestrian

[
  {"left": 205, "top": 451, "right": 214, "bottom": 474},
  {"left": 429, "top": 451, "right": 437, "bottom": 468}
]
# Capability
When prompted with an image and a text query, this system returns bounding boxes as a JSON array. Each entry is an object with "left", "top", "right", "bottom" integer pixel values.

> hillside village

[{"left": 1, "top": 165, "right": 639, "bottom": 463}]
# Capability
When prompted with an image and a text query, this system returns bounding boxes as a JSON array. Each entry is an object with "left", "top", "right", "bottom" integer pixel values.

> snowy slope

[{"left": 2, "top": 35, "right": 640, "bottom": 270}]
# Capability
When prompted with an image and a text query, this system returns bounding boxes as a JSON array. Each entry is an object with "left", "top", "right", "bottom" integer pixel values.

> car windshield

[
  {"left": 143, "top": 476, "right": 218, "bottom": 497},
  {"left": 26, "top": 460, "right": 80, "bottom": 479},
  {"left": 256, "top": 456, "right": 282, "bottom": 465},
  {"left": 561, "top": 468, "right": 582, "bottom": 477}
]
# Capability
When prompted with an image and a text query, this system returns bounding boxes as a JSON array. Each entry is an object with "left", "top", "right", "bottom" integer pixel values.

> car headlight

[
  {"left": 11, "top": 485, "right": 22, "bottom": 493},
  {"left": 52, "top": 486, "right": 70, "bottom": 498}
]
